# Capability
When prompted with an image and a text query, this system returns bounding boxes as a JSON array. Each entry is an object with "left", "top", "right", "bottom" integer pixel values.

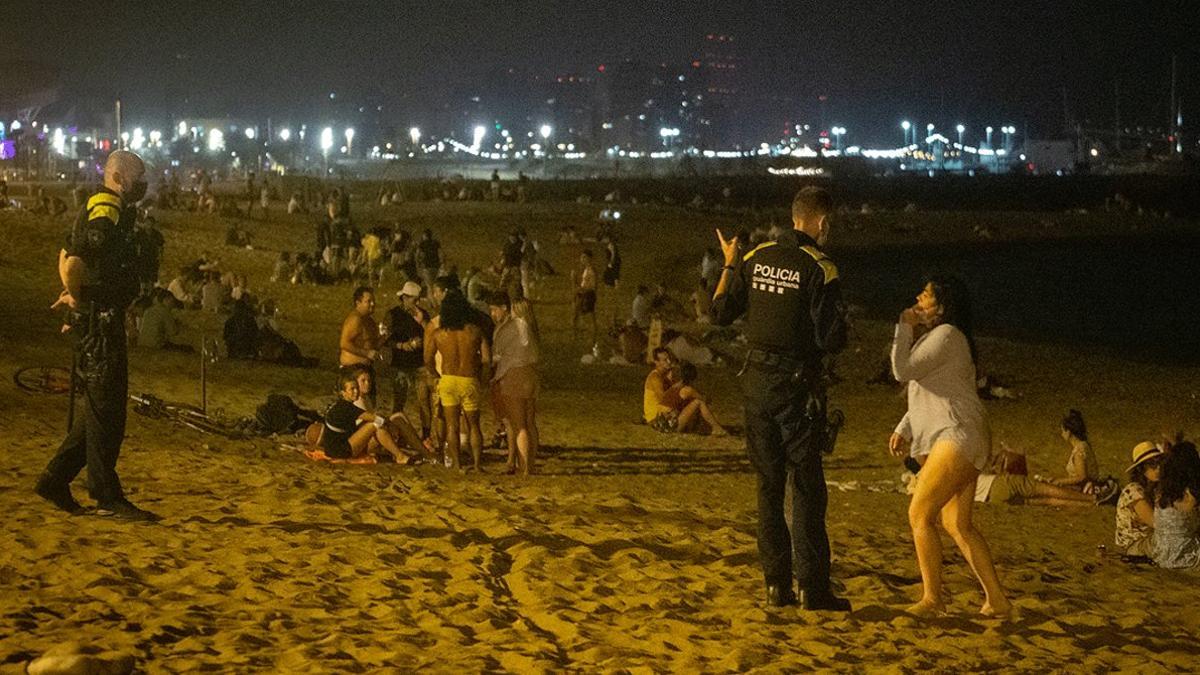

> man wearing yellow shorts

[{"left": 426, "top": 289, "right": 490, "bottom": 470}]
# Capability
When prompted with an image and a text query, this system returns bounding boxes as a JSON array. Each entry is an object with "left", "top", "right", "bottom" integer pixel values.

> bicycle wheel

[{"left": 13, "top": 366, "right": 74, "bottom": 394}]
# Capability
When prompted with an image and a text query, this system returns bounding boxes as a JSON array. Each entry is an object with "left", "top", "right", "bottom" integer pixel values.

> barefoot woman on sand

[{"left": 889, "top": 276, "right": 1012, "bottom": 618}]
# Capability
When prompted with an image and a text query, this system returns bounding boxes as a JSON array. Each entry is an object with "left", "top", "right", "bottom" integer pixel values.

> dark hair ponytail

[
  {"left": 928, "top": 275, "right": 976, "bottom": 363},
  {"left": 1061, "top": 409, "right": 1088, "bottom": 442}
]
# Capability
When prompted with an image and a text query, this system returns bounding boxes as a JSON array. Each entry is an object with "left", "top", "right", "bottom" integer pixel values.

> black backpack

[{"left": 255, "top": 394, "right": 302, "bottom": 434}]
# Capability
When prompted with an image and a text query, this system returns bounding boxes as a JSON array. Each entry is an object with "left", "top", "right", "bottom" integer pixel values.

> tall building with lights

[{"left": 691, "top": 33, "right": 744, "bottom": 148}]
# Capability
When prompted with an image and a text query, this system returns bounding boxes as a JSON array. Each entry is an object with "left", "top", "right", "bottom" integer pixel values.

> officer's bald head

[
  {"left": 102, "top": 150, "right": 146, "bottom": 197},
  {"left": 105, "top": 150, "right": 144, "bottom": 180}
]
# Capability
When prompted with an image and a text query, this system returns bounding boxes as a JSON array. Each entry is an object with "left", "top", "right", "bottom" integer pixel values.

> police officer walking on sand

[
  {"left": 35, "top": 149, "right": 159, "bottom": 522},
  {"left": 710, "top": 186, "right": 850, "bottom": 610}
]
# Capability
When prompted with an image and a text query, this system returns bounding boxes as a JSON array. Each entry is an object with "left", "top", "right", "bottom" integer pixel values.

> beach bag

[{"left": 255, "top": 394, "right": 301, "bottom": 434}]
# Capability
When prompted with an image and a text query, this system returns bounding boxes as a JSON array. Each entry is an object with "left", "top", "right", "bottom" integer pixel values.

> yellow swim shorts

[{"left": 438, "top": 374, "right": 481, "bottom": 412}]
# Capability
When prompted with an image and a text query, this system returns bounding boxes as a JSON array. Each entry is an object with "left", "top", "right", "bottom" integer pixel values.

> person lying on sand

[{"left": 319, "top": 368, "right": 421, "bottom": 464}]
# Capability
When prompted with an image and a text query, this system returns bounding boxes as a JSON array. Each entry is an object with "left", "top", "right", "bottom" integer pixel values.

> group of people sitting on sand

[
  {"left": 1113, "top": 435, "right": 1200, "bottom": 569},
  {"left": 322, "top": 272, "right": 542, "bottom": 475},
  {"left": 900, "top": 397, "right": 1200, "bottom": 572}
]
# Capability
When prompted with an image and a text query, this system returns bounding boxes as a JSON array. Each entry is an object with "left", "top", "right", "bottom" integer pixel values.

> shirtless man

[
  {"left": 425, "top": 289, "right": 490, "bottom": 471},
  {"left": 339, "top": 286, "right": 385, "bottom": 409}
]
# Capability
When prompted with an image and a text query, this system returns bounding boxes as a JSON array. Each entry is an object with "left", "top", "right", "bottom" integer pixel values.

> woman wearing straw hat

[{"left": 1114, "top": 441, "right": 1164, "bottom": 558}]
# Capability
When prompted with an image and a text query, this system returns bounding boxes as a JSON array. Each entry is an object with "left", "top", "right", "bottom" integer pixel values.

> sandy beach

[{"left": 2, "top": 196, "right": 1199, "bottom": 672}]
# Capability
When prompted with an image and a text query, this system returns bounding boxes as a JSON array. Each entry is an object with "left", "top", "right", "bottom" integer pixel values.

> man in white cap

[{"left": 387, "top": 281, "right": 429, "bottom": 423}]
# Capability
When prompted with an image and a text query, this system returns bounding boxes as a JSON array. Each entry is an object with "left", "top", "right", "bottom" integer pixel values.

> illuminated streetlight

[
  {"left": 539, "top": 124, "right": 553, "bottom": 140},
  {"left": 901, "top": 120, "right": 911, "bottom": 145},
  {"left": 344, "top": 128, "right": 355, "bottom": 155},
  {"left": 320, "top": 127, "right": 334, "bottom": 173},
  {"left": 472, "top": 125, "right": 487, "bottom": 149},
  {"left": 279, "top": 128, "right": 291, "bottom": 142},
  {"left": 9, "top": 120, "right": 20, "bottom": 132},
  {"left": 409, "top": 127, "right": 421, "bottom": 146},
  {"left": 831, "top": 126, "right": 846, "bottom": 151},
  {"left": 985, "top": 126, "right": 994, "bottom": 147},
  {"left": 955, "top": 124, "right": 965, "bottom": 145},
  {"left": 244, "top": 127, "right": 256, "bottom": 140},
  {"left": 149, "top": 130, "right": 162, "bottom": 146},
  {"left": 207, "top": 128, "right": 225, "bottom": 152},
  {"left": 177, "top": 121, "right": 188, "bottom": 138},
  {"left": 1002, "top": 125, "right": 1015, "bottom": 149}
]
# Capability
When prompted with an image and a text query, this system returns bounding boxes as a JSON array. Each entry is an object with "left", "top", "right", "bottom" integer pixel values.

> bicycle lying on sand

[{"left": 13, "top": 365, "right": 249, "bottom": 440}]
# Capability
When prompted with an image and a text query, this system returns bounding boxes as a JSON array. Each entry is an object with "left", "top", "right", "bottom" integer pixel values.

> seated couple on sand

[
  {"left": 642, "top": 347, "right": 727, "bottom": 436},
  {"left": 1115, "top": 438, "right": 1200, "bottom": 569},
  {"left": 314, "top": 366, "right": 426, "bottom": 464}
]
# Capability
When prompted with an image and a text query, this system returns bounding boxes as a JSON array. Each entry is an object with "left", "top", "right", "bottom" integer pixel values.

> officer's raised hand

[
  {"left": 51, "top": 288, "right": 78, "bottom": 311},
  {"left": 716, "top": 228, "right": 739, "bottom": 266}
]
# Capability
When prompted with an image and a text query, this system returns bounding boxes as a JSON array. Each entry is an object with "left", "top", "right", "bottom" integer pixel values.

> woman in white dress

[{"left": 888, "top": 277, "right": 1012, "bottom": 619}]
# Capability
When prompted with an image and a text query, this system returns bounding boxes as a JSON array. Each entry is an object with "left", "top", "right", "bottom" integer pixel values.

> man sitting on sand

[
  {"left": 139, "top": 288, "right": 192, "bottom": 352},
  {"left": 643, "top": 347, "right": 675, "bottom": 430},
  {"left": 426, "top": 289, "right": 490, "bottom": 470}
]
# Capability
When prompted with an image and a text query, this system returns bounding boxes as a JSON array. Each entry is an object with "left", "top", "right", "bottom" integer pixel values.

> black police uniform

[
  {"left": 39, "top": 187, "right": 142, "bottom": 508},
  {"left": 710, "top": 228, "right": 848, "bottom": 603}
]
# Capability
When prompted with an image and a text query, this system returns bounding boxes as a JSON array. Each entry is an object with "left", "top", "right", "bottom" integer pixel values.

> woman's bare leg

[
  {"left": 347, "top": 424, "right": 380, "bottom": 458},
  {"left": 527, "top": 396, "right": 539, "bottom": 458},
  {"left": 940, "top": 476, "right": 1013, "bottom": 617},
  {"left": 502, "top": 417, "right": 517, "bottom": 471},
  {"left": 1030, "top": 482, "right": 1095, "bottom": 504},
  {"left": 386, "top": 413, "right": 423, "bottom": 457},
  {"left": 506, "top": 397, "right": 531, "bottom": 476},
  {"left": 695, "top": 400, "right": 727, "bottom": 435},
  {"left": 676, "top": 399, "right": 702, "bottom": 432},
  {"left": 906, "top": 440, "right": 978, "bottom": 616}
]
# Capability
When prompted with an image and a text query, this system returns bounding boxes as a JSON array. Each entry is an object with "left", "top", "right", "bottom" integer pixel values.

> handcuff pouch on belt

[{"left": 743, "top": 349, "right": 844, "bottom": 457}]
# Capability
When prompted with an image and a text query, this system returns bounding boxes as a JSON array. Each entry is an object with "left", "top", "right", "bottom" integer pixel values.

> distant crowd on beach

[{"left": 24, "top": 168, "right": 1200, "bottom": 575}]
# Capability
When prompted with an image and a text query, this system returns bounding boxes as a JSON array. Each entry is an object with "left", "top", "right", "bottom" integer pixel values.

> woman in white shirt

[
  {"left": 488, "top": 291, "right": 540, "bottom": 476},
  {"left": 888, "top": 276, "right": 1012, "bottom": 619}
]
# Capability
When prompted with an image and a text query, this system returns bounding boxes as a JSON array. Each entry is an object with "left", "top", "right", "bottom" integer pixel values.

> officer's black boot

[
  {"left": 96, "top": 499, "right": 160, "bottom": 522},
  {"left": 34, "top": 473, "right": 85, "bottom": 515},
  {"left": 766, "top": 583, "right": 797, "bottom": 607},
  {"left": 801, "top": 588, "right": 852, "bottom": 612}
]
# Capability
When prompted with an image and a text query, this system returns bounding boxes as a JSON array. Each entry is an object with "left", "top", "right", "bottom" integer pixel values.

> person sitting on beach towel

[{"left": 318, "top": 368, "right": 421, "bottom": 464}]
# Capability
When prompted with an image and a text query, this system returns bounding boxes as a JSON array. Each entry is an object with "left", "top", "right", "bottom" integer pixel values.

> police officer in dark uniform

[
  {"left": 35, "top": 150, "right": 159, "bottom": 521},
  {"left": 710, "top": 186, "right": 850, "bottom": 610}
]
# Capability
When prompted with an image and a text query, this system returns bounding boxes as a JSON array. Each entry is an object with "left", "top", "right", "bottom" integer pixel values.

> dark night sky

[{"left": 4, "top": 0, "right": 1196, "bottom": 144}]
